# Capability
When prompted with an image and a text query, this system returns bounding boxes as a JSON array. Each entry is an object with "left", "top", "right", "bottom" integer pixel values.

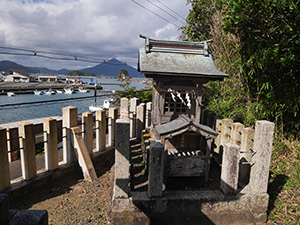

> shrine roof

[
  {"left": 155, "top": 114, "right": 219, "bottom": 138},
  {"left": 138, "top": 35, "right": 229, "bottom": 79}
]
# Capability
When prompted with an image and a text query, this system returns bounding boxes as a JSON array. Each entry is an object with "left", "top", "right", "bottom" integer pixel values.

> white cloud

[{"left": 0, "top": 0, "right": 190, "bottom": 70}]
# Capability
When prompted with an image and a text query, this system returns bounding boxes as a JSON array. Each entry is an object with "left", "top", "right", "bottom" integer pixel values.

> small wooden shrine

[{"left": 138, "top": 35, "right": 228, "bottom": 182}]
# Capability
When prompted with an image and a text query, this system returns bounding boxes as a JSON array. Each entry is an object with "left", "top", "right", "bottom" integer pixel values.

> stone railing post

[
  {"left": 82, "top": 112, "right": 93, "bottom": 155},
  {"left": 136, "top": 103, "right": 145, "bottom": 140},
  {"left": 120, "top": 97, "right": 129, "bottom": 119},
  {"left": 0, "top": 127, "right": 10, "bottom": 191},
  {"left": 145, "top": 102, "right": 152, "bottom": 128},
  {"left": 220, "top": 119, "right": 234, "bottom": 146},
  {"left": 96, "top": 109, "right": 106, "bottom": 151},
  {"left": 62, "top": 106, "right": 78, "bottom": 164},
  {"left": 19, "top": 122, "right": 37, "bottom": 180},
  {"left": 239, "top": 127, "right": 255, "bottom": 185},
  {"left": 220, "top": 143, "right": 240, "bottom": 194},
  {"left": 108, "top": 107, "right": 118, "bottom": 147},
  {"left": 249, "top": 120, "right": 274, "bottom": 193},
  {"left": 44, "top": 118, "right": 58, "bottom": 171},
  {"left": 214, "top": 118, "right": 222, "bottom": 155},
  {"left": 148, "top": 142, "right": 164, "bottom": 197},
  {"left": 130, "top": 97, "right": 139, "bottom": 138},
  {"left": 232, "top": 122, "right": 244, "bottom": 145},
  {"left": 113, "top": 119, "right": 130, "bottom": 199}
]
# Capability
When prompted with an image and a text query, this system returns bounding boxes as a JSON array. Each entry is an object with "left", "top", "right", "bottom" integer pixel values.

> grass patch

[{"left": 268, "top": 136, "right": 300, "bottom": 224}]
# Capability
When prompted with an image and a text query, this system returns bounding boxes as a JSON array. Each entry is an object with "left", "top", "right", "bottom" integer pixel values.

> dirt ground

[{"left": 9, "top": 150, "right": 115, "bottom": 225}]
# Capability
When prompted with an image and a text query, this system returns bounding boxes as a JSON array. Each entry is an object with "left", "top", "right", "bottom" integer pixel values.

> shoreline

[{"left": 0, "top": 78, "right": 148, "bottom": 95}]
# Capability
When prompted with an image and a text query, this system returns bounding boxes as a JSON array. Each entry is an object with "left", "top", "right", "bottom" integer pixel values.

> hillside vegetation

[{"left": 181, "top": 0, "right": 300, "bottom": 223}]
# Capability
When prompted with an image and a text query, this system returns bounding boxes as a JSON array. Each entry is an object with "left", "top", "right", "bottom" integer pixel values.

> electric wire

[
  {"left": 156, "top": 0, "right": 186, "bottom": 21},
  {"left": 130, "top": 0, "right": 181, "bottom": 28},
  {"left": 0, "top": 46, "right": 136, "bottom": 66},
  {"left": 145, "top": 0, "right": 186, "bottom": 24}
]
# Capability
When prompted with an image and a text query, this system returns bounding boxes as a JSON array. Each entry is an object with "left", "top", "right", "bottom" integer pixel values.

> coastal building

[
  {"left": 38, "top": 75, "right": 57, "bottom": 82},
  {"left": 4, "top": 70, "right": 30, "bottom": 82}
]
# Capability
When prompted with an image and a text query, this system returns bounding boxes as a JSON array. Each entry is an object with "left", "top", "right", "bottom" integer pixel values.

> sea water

[{"left": 0, "top": 79, "right": 147, "bottom": 124}]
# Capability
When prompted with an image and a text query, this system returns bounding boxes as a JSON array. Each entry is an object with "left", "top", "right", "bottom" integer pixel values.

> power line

[
  {"left": 130, "top": 0, "right": 181, "bottom": 28},
  {"left": 0, "top": 46, "right": 137, "bottom": 66},
  {"left": 145, "top": 0, "right": 186, "bottom": 24},
  {"left": 156, "top": 0, "right": 186, "bottom": 21}
]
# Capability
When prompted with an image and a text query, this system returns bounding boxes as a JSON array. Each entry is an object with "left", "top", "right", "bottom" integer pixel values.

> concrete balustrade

[
  {"left": 129, "top": 97, "right": 139, "bottom": 138},
  {"left": 114, "top": 119, "right": 130, "bottom": 199},
  {"left": 220, "top": 143, "right": 240, "bottom": 194},
  {"left": 249, "top": 120, "right": 274, "bottom": 193},
  {"left": 82, "top": 112, "right": 93, "bottom": 155},
  {"left": 96, "top": 109, "right": 106, "bottom": 152},
  {"left": 108, "top": 107, "right": 118, "bottom": 147},
  {"left": 0, "top": 128, "right": 10, "bottom": 191},
  {"left": 213, "top": 117, "right": 274, "bottom": 195},
  {"left": 62, "top": 106, "right": 78, "bottom": 164},
  {"left": 148, "top": 142, "right": 164, "bottom": 197},
  {"left": 136, "top": 103, "right": 145, "bottom": 140},
  {"left": 43, "top": 118, "right": 58, "bottom": 171},
  {"left": 120, "top": 97, "right": 129, "bottom": 119},
  {"left": 239, "top": 127, "right": 255, "bottom": 185},
  {"left": 19, "top": 122, "right": 37, "bottom": 180}
]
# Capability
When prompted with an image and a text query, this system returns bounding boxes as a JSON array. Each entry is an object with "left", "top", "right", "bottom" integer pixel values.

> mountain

[
  {"left": 0, "top": 60, "right": 38, "bottom": 73},
  {"left": 0, "top": 58, "right": 144, "bottom": 78},
  {"left": 81, "top": 58, "right": 144, "bottom": 78},
  {"left": 29, "top": 67, "right": 71, "bottom": 74}
]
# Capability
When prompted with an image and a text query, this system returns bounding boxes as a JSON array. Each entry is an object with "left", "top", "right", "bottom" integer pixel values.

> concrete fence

[
  {"left": 200, "top": 109, "right": 275, "bottom": 194},
  {"left": 0, "top": 97, "right": 151, "bottom": 193},
  {"left": 0, "top": 106, "right": 119, "bottom": 192}
]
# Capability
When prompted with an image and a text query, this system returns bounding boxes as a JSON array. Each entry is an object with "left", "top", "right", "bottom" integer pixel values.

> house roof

[
  {"left": 138, "top": 35, "right": 229, "bottom": 79},
  {"left": 155, "top": 114, "right": 218, "bottom": 138},
  {"left": 8, "top": 70, "right": 29, "bottom": 77}
]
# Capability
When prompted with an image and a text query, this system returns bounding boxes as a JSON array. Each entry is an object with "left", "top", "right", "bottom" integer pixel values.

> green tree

[
  {"left": 181, "top": 0, "right": 300, "bottom": 136},
  {"left": 115, "top": 81, "right": 152, "bottom": 103}
]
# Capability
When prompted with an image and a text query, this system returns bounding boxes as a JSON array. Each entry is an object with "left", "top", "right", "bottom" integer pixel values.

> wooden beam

[{"left": 71, "top": 127, "right": 97, "bottom": 182}]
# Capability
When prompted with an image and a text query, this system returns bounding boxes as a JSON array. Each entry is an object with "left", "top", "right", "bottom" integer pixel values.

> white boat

[
  {"left": 89, "top": 100, "right": 111, "bottom": 112},
  {"left": 34, "top": 90, "right": 43, "bottom": 95},
  {"left": 44, "top": 89, "right": 56, "bottom": 95},
  {"left": 7, "top": 92, "right": 16, "bottom": 97},
  {"left": 89, "top": 105, "right": 103, "bottom": 112},
  {"left": 78, "top": 88, "right": 89, "bottom": 93},
  {"left": 64, "top": 87, "right": 75, "bottom": 94},
  {"left": 56, "top": 90, "right": 64, "bottom": 94}
]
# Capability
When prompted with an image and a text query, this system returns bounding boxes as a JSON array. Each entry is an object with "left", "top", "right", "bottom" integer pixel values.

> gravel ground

[{"left": 9, "top": 150, "right": 114, "bottom": 225}]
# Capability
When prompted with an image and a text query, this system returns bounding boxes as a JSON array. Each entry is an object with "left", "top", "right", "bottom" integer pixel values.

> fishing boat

[
  {"left": 89, "top": 99, "right": 111, "bottom": 112},
  {"left": 56, "top": 90, "right": 64, "bottom": 94},
  {"left": 7, "top": 92, "right": 16, "bottom": 97},
  {"left": 44, "top": 89, "right": 56, "bottom": 95},
  {"left": 78, "top": 88, "right": 89, "bottom": 93},
  {"left": 64, "top": 87, "right": 75, "bottom": 94},
  {"left": 33, "top": 90, "right": 43, "bottom": 95}
]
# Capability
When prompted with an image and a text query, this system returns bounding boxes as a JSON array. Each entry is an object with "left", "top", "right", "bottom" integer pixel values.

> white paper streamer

[{"left": 185, "top": 93, "right": 191, "bottom": 109}]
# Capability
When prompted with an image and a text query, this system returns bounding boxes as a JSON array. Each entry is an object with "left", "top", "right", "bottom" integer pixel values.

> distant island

[{"left": 0, "top": 58, "right": 144, "bottom": 78}]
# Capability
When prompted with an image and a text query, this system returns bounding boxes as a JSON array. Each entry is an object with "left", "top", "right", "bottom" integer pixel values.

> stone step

[
  {"left": 10, "top": 210, "right": 48, "bottom": 225},
  {"left": 0, "top": 194, "right": 9, "bottom": 225}
]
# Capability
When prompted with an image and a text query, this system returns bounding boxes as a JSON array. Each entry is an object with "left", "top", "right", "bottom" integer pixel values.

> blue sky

[{"left": 0, "top": 0, "right": 190, "bottom": 70}]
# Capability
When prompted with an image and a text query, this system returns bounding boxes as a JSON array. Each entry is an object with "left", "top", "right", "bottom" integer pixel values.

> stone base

[{"left": 111, "top": 190, "right": 269, "bottom": 225}]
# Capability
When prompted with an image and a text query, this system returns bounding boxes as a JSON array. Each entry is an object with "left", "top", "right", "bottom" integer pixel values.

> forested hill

[
  {"left": 81, "top": 58, "right": 143, "bottom": 78},
  {"left": 0, "top": 58, "right": 143, "bottom": 78},
  {"left": 0, "top": 60, "right": 37, "bottom": 73}
]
